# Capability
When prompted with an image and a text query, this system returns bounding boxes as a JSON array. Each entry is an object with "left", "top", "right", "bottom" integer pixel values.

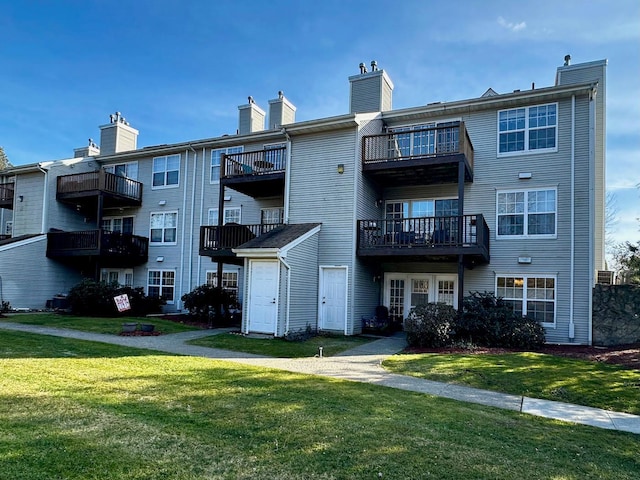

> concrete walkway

[{"left": 1, "top": 321, "right": 639, "bottom": 435}]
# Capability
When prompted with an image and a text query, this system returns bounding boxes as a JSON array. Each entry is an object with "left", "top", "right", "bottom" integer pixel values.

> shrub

[
  {"left": 67, "top": 279, "right": 164, "bottom": 317},
  {"left": 181, "top": 285, "right": 233, "bottom": 324},
  {"left": 404, "top": 303, "right": 456, "bottom": 348},
  {"left": 456, "top": 291, "right": 545, "bottom": 348}
]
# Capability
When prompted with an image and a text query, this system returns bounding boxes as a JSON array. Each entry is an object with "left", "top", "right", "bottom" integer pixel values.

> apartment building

[{"left": 0, "top": 57, "right": 606, "bottom": 344}]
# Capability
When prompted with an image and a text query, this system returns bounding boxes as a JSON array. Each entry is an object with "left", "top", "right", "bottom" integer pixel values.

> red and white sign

[{"left": 114, "top": 294, "right": 131, "bottom": 313}]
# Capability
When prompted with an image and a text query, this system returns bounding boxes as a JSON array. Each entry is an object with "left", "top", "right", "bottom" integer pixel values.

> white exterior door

[
  {"left": 319, "top": 266, "right": 347, "bottom": 332},
  {"left": 248, "top": 260, "right": 279, "bottom": 334}
]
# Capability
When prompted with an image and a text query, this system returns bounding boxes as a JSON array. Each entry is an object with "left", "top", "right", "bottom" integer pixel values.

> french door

[{"left": 384, "top": 273, "right": 458, "bottom": 324}]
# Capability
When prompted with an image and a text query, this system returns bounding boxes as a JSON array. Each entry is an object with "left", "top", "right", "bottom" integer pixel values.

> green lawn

[
  {"left": 0, "top": 312, "right": 199, "bottom": 335},
  {"left": 189, "top": 332, "right": 373, "bottom": 357},
  {"left": 384, "top": 352, "right": 640, "bottom": 415},
  {"left": 1, "top": 330, "right": 639, "bottom": 479}
]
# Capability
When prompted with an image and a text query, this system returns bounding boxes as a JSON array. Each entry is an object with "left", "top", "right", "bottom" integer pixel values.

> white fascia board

[{"left": 233, "top": 248, "right": 280, "bottom": 258}]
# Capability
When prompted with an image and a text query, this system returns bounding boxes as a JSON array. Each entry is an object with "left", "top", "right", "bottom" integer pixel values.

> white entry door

[
  {"left": 319, "top": 266, "right": 347, "bottom": 332},
  {"left": 248, "top": 260, "right": 279, "bottom": 334}
]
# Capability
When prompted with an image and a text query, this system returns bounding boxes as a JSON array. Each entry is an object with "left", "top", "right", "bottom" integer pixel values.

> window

[
  {"left": 148, "top": 270, "right": 175, "bottom": 303},
  {"left": 497, "top": 189, "right": 556, "bottom": 237},
  {"left": 207, "top": 207, "right": 241, "bottom": 226},
  {"left": 211, "top": 146, "right": 243, "bottom": 182},
  {"left": 498, "top": 103, "right": 557, "bottom": 155},
  {"left": 385, "top": 274, "right": 458, "bottom": 325},
  {"left": 100, "top": 269, "right": 133, "bottom": 287},
  {"left": 150, "top": 211, "right": 178, "bottom": 244},
  {"left": 104, "top": 162, "right": 138, "bottom": 180},
  {"left": 261, "top": 207, "right": 283, "bottom": 225},
  {"left": 264, "top": 143, "right": 285, "bottom": 169},
  {"left": 206, "top": 271, "right": 239, "bottom": 294},
  {"left": 101, "top": 216, "right": 134, "bottom": 234},
  {"left": 496, "top": 275, "right": 555, "bottom": 325},
  {"left": 385, "top": 198, "right": 458, "bottom": 239},
  {"left": 5, "top": 221, "right": 12, "bottom": 236},
  {"left": 152, "top": 154, "right": 180, "bottom": 188}
]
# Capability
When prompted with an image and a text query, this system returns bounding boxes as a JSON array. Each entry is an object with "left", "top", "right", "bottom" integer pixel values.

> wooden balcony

[
  {"left": 56, "top": 170, "right": 143, "bottom": 209},
  {"left": 357, "top": 214, "right": 489, "bottom": 266},
  {"left": 362, "top": 122, "right": 474, "bottom": 187},
  {"left": 200, "top": 223, "right": 282, "bottom": 265},
  {"left": 221, "top": 147, "right": 286, "bottom": 198},
  {"left": 47, "top": 230, "right": 149, "bottom": 266},
  {"left": 0, "top": 183, "right": 14, "bottom": 209}
]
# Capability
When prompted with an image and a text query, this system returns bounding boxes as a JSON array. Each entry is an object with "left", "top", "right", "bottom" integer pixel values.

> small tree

[
  {"left": 0, "top": 146, "right": 12, "bottom": 170},
  {"left": 614, "top": 241, "right": 640, "bottom": 284}
]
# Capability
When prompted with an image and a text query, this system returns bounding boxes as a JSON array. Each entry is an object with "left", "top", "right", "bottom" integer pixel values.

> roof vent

[
  {"left": 370, "top": 60, "right": 378, "bottom": 72},
  {"left": 359, "top": 62, "right": 367, "bottom": 74},
  {"left": 564, "top": 54, "right": 571, "bottom": 66}
]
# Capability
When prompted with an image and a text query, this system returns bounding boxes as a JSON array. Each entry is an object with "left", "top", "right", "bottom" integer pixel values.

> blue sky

[{"left": 1, "top": 0, "right": 639, "bottom": 246}]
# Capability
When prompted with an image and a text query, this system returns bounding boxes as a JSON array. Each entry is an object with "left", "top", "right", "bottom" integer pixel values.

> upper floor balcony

[
  {"left": 357, "top": 214, "right": 489, "bottom": 266},
  {"left": 221, "top": 147, "right": 286, "bottom": 198},
  {"left": 0, "top": 183, "right": 14, "bottom": 209},
  {"left": 200, "top": 223, "right": 282, "bottom": 265},
  {"left": 46, "top": 230, "right": 149, "bottom": 266},
  {"left": 362, "top": 122, "right": 474, "bottom": 187},
  {"left": 56, "top": 170, "right": 143, "bottom": 209}
]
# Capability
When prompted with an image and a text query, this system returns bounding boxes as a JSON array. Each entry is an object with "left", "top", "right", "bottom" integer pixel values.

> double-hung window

[
  {"left": 150, "top": 211, "right": 178, "bottom": 244},
  {"left": 496, "top": 275, "right": 556, "bottom": 325},
  {"left": 152, "top": 155, "right": 180, "bottom": 188},
  {"left": 148, "top": 270, "right": 175, "bottom": 303},
  {"left": 104, "top": 161, "right": 138, "bottom": 180},
  {"left": 497, "top": 189, "right": 556, "bottom": 237},
  {"left": 498, "top": 103, "right": 557, "bottom": 155},
  {"left": 211, "top": 146, "right": 243, "bottom": 182}
]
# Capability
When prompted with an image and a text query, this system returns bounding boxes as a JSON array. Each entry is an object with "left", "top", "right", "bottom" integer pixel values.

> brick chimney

[{"left": 99, "top": 112, "right": 139, "bottom": 155}]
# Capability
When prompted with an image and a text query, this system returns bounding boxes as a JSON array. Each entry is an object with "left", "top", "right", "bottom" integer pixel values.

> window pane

[
  {"left": 152, "top": 172, "right": 164, "bottom": 186},
  {"left": 151, "top": 229, "right": 163, "bottom": 242},
  {"left": 498, "top": 215, "right": 524, "bottom": 235},
  {"left": 528, "top": 213, "right": 555, "bottom": 234},
  {"left": 164, "top": 228, "right": 176, "bottom": 243}
]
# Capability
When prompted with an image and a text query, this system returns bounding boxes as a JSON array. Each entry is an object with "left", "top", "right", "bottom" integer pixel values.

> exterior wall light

[{"left": 337, "top": 164, "right": 345, "bottom": 174}]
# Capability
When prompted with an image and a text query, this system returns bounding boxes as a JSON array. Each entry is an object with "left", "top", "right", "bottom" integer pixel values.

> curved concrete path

[{"left": 1, "top": 321, "right": 638, "bottom": 435}]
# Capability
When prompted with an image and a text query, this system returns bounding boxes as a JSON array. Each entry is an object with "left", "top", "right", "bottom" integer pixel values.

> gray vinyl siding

[
  {"left": 288, "top": 128, "right": 357, "bottom": 331},
  {"left": 350, "top": 76, "right": 382, "bottom": 114},
  {"left": 284, "top": 231, "right": 320, "bottom": 335},
  {"left": 12, "top": 172, "right": 45, "bottom": 236},
  {"left": 0, "top": 237, "right": 82, "bottom": 309}
]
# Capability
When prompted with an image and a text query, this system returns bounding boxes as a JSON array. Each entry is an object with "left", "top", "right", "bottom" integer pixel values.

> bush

[
  {"left": 67, "top": 279, "right": 164, "bottom": 317},
  {"left": 456, "top": 291, "right": 545, "bottom": 349},
  {"left": 181, "top": 285, "right": 234, "bottom": 324},
  {"left": 404, "top": 303, "right": 456, "bottom": 348}
]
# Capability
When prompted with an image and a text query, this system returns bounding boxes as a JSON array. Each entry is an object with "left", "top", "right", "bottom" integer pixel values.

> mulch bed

[{"left": 405, "top": 343, "right": 640, "bottom": 370}]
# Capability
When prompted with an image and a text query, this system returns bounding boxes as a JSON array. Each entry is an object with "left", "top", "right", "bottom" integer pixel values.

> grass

[
  {"left": 188, "top": 332, "right": 373, "bottom": 357},
  {"left": 1, "top": 330, "right": 638, "bottom": 479},
  {"left": 0, "top": 312, "right": 199, "bottom": 335},
  {"left": 384, "top": 352, "right": 640, "bottom": 415}
]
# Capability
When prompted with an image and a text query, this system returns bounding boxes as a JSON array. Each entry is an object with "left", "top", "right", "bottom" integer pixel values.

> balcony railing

[
  {"left": 56, "top": 170, "right": 143, "bottom": 203},
  {"left": 47, "top": 230, "right": 148, "bottom": 263},
  {"left": 362, "top": 122, "right": 473, "bottom": 169},
  {"left": 0, "top": 183, "right": 14, "bottom": 209},
  {"left": 222, "top": 147, "right": 287, "bottom": 178},
  {"left": 200, "top": 223, "right": 282, "bottom": 254},
  {"left": 357, "top": 214, "right": 489, "bottom": 263}
]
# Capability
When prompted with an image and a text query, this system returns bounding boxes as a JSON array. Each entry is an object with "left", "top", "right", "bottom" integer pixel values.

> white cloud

[{"left": 497, "top": 16, "right": 526, "bottom": 32}]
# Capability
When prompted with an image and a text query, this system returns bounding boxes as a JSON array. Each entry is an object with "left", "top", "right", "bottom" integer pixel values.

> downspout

[
  {"left": 37, "top": 164, "right": 49, "bottom": 233},
  {"left": 197, "top": 147, "right": 206, "bottom": 285},
  {"left": 569, "top": 96, "right": 575, "bottom": 340},
  {"left": 278, "top": 253, "right": 291, "bottom": 336},
  {"left": 188, "top": 145, "right": 197, "bottom": 293},
  {"left": 282, "top": 128, "right": 292, "bottom": 224},
  {"left": 179, "top": 149, "right": 189, "bottom": 310},
  {"left": 588, "top": 88, "right": 597, "bottom": 345}
]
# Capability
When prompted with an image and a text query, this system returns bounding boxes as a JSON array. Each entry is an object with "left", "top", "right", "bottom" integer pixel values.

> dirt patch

[{"left": 406, "top": 343, "right": 640, "bottom": 370}]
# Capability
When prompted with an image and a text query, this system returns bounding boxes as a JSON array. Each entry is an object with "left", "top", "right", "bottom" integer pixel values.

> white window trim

[
  {"left": 496, "top": 187, "right": 557, "bottom": 239},
  {"left": 147, "top": 269, "right": 176, "bottom": 304},
  {"left": 206, "top": 207, "right": 242, "bottom": 226},
  {"left": 260, "top": 207, "right": 284, "bottom": 225},
  {"left": 383, "top": 273, "right": 459, "bottom": 312},
  {"left": 103, "top": 161, "right": 139, "bottom": 180},
  {"left": 210, "top": 146, "right": 244, "bottom": 184},
  {"left": 385, "top": 197, "right": 459, "bottom": 217},
  {"left": 100, "top": 268, "right": 134, "bottom": 287},
  {"left": 205, "top": 270, "right": 239, "bottom": 290},
  {"left": 497, "top": 103, "right": 558, "bottom": 157},
  {"left": 150, "top": 211, "right": 178, "bottom": 245},
  {"left": 495, "top": 273, "right": 557, "bottom": 327},
  {"left": 152, "top": 154, "right": 181, "bottom": 190},
  {"left": 101, "top": 215, "right": 135, "bottom": 234}
]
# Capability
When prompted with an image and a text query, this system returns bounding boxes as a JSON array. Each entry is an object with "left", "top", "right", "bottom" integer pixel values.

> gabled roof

[{"left": 233, "top": 223, "right": 321, "bottom": 258}]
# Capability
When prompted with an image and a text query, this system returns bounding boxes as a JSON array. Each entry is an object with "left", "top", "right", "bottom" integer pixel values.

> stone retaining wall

[{"left": 592, "top": 284, "right": 640, "bottom": 346}]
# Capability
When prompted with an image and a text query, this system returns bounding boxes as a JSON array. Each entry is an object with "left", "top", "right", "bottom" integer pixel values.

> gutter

[
  {"left": 569, "top": 96, "right": 575, "bottom": 340},
  {"left": 36, "top": 163, "right": 49, "bottom": 234}
]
